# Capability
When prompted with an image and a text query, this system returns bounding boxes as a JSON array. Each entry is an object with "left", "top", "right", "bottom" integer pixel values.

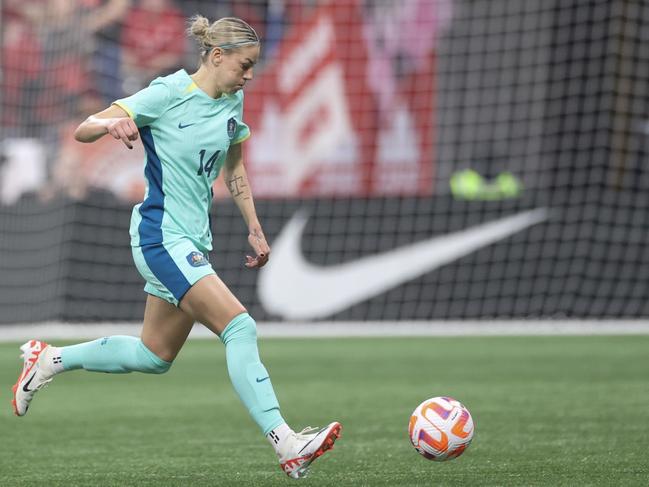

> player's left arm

[{"left": 223, "top": 142, "right": 270, "bottom": 268}]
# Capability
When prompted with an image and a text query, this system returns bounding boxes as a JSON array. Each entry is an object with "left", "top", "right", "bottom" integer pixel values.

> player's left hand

[{"left": 246, "top": 226, "right": 270, "bottom": 268}]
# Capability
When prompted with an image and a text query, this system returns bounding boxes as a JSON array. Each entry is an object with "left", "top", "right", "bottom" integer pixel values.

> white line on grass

[{"left": 0, "top": 320, "right": 648, "bottom": 342}]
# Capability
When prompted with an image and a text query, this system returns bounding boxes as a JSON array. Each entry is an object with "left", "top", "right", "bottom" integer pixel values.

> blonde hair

[{"left": 188, "top": 15, "right": 259, "bottom": 60}]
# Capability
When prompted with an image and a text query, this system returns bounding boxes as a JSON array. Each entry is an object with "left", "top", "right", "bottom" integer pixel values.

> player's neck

[{"left": 190, "top": 69, "right": 224, "bottom": 100}]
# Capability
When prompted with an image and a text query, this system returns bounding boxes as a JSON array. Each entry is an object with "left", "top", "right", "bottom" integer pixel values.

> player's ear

[{"left": 211, "top": 47, "right": 224, "bottom": 67}]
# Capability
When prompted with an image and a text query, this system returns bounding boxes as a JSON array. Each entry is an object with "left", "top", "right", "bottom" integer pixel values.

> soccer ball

[{"left": 408, "top": 396, "right": 474, "bottom": 461}]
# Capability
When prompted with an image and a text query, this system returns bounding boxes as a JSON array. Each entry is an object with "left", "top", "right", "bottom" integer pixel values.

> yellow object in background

[{"left": 450, "top": 169, "right": 523, "bottom": 200}]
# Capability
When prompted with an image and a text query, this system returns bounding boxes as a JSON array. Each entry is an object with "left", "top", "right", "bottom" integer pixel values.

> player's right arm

[
  {"left": 75, "top": 80, "right": 170, "bottom": 148},
  {"left": 74, "top": 104, "right": 139, "bottom": 149}
]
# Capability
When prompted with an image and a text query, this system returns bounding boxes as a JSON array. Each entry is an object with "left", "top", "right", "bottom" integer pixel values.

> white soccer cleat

[
  {"left": 12, "top": 340, "right": 53, "bottom": 417},
  {"left": 279, "top": 422, "right": 342, "bottom": 479}
]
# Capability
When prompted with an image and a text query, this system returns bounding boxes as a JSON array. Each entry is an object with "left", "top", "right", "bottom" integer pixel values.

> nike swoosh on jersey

[
  {"left": 178, "top": 122, "right": 196, "bottom": 129},
  {"left": 256, "top": 376, "right": 270, "bottom": 383},
  {"left": 258, "top": 208, "right": 548, "bottom": 320}
]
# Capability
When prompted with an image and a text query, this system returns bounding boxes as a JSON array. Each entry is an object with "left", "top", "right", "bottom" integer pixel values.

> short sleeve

[
  {"left": 113, "top": 79, "right": 171, "bottom": 127},
  {"left": 232, "top": 94, "right": 251, "bottom": 144}
]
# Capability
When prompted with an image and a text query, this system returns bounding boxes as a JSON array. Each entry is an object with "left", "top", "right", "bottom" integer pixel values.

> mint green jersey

[{"left": 115, "top": 69, "right": 250, "bottom": 250}]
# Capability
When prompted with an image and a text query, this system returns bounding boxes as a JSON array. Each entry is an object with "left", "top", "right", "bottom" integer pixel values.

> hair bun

[{"left": 188, "top": 15, "right": 210, "bottom": 40}]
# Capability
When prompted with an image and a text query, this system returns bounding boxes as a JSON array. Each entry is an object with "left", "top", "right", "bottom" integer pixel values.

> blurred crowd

[
  {"left": 0, "top": 0, "right": 447, "bottom": 203},
  {"left": 1, "top": 0, "right": 317, "bottom": 136},
  {"left": 0, "top": 0, "right": 319, "bottom": 202}
]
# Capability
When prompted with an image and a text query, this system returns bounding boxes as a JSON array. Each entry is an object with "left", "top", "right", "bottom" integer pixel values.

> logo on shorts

[
  {"left": 227, "top": 117, "right": 237, "bottom": 139},
  {"left": 186, "top": 251, "right": 209, "bottom": 267}
]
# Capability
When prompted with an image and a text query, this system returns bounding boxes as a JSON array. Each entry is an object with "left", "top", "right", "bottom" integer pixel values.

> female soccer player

[{"left": 11, "top": 15, "right": 341, "bottom": 480}]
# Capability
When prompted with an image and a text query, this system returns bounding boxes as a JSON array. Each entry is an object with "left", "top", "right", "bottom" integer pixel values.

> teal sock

[
  {"left": 220, "top": 313, "right": 285, "bottom": 435},
  {"left": 60, "top": 336, "right": 172, "bottom": 374}
]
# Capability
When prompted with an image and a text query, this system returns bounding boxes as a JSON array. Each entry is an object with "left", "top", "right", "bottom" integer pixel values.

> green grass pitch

[{"left": 1, "top": 335, "right": 648, "bottom": 486}]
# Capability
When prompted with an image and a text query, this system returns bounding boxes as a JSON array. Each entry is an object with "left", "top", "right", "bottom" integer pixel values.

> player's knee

[
  {"left": 221, "top": 312, "right": 257, "bottom": 345},
  {"left": 137, "top": 340, "right": 173, "bottom": 374},
  {"left": 142, "top": 358, "right": 172, "bottom": 374},
  {"left": 238, "top": 314, "right": 257, "bottom": 341}
]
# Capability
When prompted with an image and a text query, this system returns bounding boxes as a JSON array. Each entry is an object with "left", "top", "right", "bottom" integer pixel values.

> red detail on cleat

[
  {"left": 280, "top": 422, "right": 342, "bottom": 478},
  {"left": 11, "top": 340, "right": 49, "bottom": 417},
  {"left": 11, "top": 384, "right": 18, "bottom": 416}
]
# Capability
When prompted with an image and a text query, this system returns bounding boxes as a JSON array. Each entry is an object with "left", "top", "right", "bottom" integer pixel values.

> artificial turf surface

[{"left": 0, "top": 336, "right": 647, "bottom": 486}]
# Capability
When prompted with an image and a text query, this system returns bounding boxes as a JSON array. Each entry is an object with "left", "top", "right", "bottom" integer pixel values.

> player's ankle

[
  {"left": 266, "top": 422, "right": 294, "bottom": 458},
  {"left": 39, "top": 345, "right": 65, "bottom": 379}
]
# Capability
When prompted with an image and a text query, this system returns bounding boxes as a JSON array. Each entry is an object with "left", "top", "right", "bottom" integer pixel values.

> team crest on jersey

[
  {"left": 186, "top": 251, "right": 209, "bottom": 267},
  {"left": 227, "top": 117, "right": 237, "bottom": 139}
]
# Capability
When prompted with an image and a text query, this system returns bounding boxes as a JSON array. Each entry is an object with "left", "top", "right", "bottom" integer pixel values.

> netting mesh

[{"left": 1, "top": 0, "right": 648, "bottom": 323}]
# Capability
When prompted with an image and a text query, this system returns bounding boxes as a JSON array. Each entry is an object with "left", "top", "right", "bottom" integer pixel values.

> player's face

[{"left": 218, "top": 44, "right": 260, "bottom": 93}]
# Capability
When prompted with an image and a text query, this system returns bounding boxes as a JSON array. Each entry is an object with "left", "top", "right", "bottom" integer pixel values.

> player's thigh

[
  {"left": 179, "top": 274, "right": 246, "bottom": 336},
  {"left": 141, "top": 294, "right": 194, "bottom": 362}
]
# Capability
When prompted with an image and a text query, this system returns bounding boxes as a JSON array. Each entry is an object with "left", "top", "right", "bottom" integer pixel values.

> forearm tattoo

[{"left": 228, "top": 175, "right": 249, "bottom": 200}]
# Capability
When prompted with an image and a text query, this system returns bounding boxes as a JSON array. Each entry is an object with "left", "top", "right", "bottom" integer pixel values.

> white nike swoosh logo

[{"left": 258, "top": 209, "right": 548, "bottom": 319}]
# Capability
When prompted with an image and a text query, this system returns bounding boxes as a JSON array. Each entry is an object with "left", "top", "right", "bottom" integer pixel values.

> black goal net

[{"left": 1, "top": 0, "right": 648, "bottom": 323}]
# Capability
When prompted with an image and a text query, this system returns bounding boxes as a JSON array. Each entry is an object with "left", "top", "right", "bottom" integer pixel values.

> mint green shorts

[{"left": 131, "top": 238, "right": 215, "bottom": 306}]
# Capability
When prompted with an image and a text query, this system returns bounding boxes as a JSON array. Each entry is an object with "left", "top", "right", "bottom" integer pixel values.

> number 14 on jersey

[{"left": 197, "top": 149, "right": 221, "bottom": 177}]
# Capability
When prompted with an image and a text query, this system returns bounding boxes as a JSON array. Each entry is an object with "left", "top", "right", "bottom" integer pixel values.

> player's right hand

[{"left": 106, "top": 118, "right": 139, "bottom": 149}]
